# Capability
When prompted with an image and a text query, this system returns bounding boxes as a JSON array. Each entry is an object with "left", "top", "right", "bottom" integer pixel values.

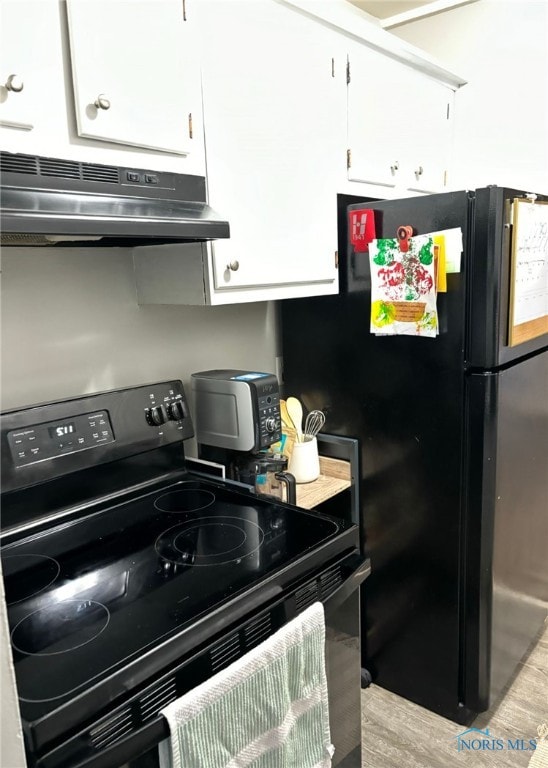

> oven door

[{"left": 36, "top": 553, "right": 369, "bottom": 768}]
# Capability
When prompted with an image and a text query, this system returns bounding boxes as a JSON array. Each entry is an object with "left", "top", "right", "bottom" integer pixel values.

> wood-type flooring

[{"left": 361, "top": 618, "right": 548, "bottom": 768}]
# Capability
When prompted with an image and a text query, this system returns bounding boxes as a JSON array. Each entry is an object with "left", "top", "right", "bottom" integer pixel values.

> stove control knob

[
  {"left": 145, "top": 405, "right": 167, "bottom": 426},
  {"left": 167, "top": 400, "right": 186, "bottom": 421},
  {"left": 265, "top": 417, "right": 277, "bottom": 432}
]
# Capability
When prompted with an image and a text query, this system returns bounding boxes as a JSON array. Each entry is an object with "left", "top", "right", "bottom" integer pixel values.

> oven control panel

[
  {"left": 1, "top": 380, "right": 194, "bottom": 494},
  {"left": 7, "top": 411, "right": 115, "bottom": 468}
]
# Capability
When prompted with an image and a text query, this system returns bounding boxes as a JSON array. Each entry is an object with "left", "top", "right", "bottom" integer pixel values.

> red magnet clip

[
  {"left": 349, "top": 208, "right": 376, "bottom": 253},
  {"left": 397, "top": 225, "right": 413, "bottom": 252}
]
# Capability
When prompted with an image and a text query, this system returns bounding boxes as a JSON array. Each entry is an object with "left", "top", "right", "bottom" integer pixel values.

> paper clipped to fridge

[
  {"left": 368, "top": 228, "right": 463, "bottom": 338},
  {"left": 433, "top": 234, "right": 447, "bottom": 292},
  {"left": 431, "top": 227, "right": 463, "bottom": 274},
  {"left": 369, "top": 235, "right": 439, "bottom": 337}
]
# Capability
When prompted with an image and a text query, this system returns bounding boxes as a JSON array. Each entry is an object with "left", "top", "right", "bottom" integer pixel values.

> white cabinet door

[
  {"left": 347, "top": 47, "right": 404, "bottom": 188},
  {"left": 347, "top": 46, "right": 453, "bottom": 193},
  {"left": 0, "top": 0, "right": 61, "bottom": 132},
  {"left": 200, "top": 0, "right": 340, "bottom": 295},
  {"left": 66, "top": 0, "right": 200, "bottom": 157},
  {"left": 400, "top": 73, "right": 454, "bottom": 193}
]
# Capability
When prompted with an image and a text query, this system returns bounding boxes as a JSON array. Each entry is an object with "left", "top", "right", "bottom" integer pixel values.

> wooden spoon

[
  {"left": 286, "top": 397, "right": 304, "bottom": 442},
  {"left": 280, "top": 400, "right": 294, "bottom": 432}
]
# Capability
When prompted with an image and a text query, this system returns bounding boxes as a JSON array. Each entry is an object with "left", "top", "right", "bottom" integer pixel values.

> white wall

[
  {"left": 392, "top": 0, "right": 548, "bottom": 192},
  {"left": 0, "top": 576, "right": 26, "bottom": 768}
]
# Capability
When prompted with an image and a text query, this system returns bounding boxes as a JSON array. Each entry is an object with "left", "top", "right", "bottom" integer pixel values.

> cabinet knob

[
  {"left": 390, "top": 161, "right": 399, "bottom": 174},
  {"left": 415, "top": 166, "right": 424, "bottom": 179},
  {"left": 5, "top": 74, "right": 24, "bottom": 93},
  {"left": 226, "top": 261, "right": 240, "bottom": 272},
  {"left": 94, "top": 94, "right": 111, "bottom": 111}
]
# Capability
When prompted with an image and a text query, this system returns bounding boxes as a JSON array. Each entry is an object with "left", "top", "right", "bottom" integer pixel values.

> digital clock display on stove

[
  {"left": 47, "top": 422, "right": 76, "bottom": 439},
  {"left": 7, "top": 410, "right": 115, "bottom": 469}
]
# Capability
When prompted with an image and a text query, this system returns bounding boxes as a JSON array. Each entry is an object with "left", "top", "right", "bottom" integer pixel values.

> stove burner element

[
  {"left": 11, "top": 599, "right": 110, "bottom": 656},
  {"left": 154, "top": 489, "right": 216, "bottom": 514},
  {"left": 155, "top": 515, "right": 264, "bottom": 566},
  {"left": 1, "top": 554, "right": 60, "bottom": 605}
]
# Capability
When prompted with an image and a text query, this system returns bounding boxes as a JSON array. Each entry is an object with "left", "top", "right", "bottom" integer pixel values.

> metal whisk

[{"left": 303, "top": 409, "right": 325, "bottom": 439}]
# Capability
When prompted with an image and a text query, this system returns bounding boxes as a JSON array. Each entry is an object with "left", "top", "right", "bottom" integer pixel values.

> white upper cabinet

[
  {"left": 135, "top": 0, "right": 464, "bottom": 306},
  {"left": 347, "top": 48, "right": 403, "bottom": 189},
  {"left": 198, "top": 0, "right": 342, "bottom": 298},
  {"left": 347, "top": 45, "right": 455, "bottom": 194},
  {"left": 66, "top": 0, "right": 201, "bottom": 157},
  {"left": 398, "top": 71, "right": 454, "bottom": 193},
  {"left": 0, "top": 0, "right": 62, "bottom": 133},
  {"left": 0, "top": 0, "right": 205, "bottom": 171}
]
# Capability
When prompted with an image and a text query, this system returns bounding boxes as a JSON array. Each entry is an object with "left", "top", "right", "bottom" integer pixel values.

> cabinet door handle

[
  {"left": 5, "top": 74, "right": 24, "bottom": 93},
  {"left": 390, "top": 161, "right": 399, "bottom": 174},
  {"left": 415, "top": 166, "right": 424, "bottom": 179},
  {"left": 94, "top": 94, "right": 111, "bottom": 110},
  {"left": 226, "top": 261, "right": 240, "bottom": 272}
]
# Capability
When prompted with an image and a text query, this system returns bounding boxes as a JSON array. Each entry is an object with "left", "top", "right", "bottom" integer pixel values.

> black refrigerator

[{"left": 281, "top": 187, "right": 548, "bottom": 725}]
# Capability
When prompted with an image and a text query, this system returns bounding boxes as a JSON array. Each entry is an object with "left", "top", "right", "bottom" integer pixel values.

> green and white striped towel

[{"left": 159, "top": 602, "right": 333, "bottom": 768}]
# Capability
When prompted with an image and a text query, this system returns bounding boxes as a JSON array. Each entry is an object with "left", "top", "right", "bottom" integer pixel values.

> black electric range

[{"left": 0, "top": 381, "right": 365, "bottom": 768}]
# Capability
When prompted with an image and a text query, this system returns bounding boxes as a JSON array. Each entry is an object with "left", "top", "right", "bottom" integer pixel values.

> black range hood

[{"left": 0, "top": 152, "right": 230, "bottom": 246}]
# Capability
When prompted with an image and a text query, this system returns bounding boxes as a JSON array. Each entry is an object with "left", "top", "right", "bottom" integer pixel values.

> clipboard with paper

[{"left": 508, "top": 198, "right": 548, "bottom": 346}]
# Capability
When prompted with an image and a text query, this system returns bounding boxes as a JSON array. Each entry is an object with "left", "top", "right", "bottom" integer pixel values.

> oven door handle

[
  {"left": 40, "top": 719, "right": 169, "bottom": 768},
  {"left": 323, "top": 553, "right": 370, "bottom": 614}
]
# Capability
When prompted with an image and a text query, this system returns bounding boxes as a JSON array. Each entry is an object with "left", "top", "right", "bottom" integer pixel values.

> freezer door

[
  {"left": 467, "top": 186, "right": 548, "bottom": 368},
  {"left": 463, "top": 351, "right": 548, "bottom": 711},
  {"left": 345, "top": 190, "right": 469, "bottom": 296}
]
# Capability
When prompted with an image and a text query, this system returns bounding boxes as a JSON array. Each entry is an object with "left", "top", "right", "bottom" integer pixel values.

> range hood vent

[
  {"left": 0, "top": 151, "right": 230, "bottom": 246},
  {"left": 1, "top": 153, "right": 38, "bottom": 175}
]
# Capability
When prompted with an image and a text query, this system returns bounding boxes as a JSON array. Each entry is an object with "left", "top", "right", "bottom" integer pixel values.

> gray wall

[{"left": 0, "top": 247, "right": 279, "bottom": 439}]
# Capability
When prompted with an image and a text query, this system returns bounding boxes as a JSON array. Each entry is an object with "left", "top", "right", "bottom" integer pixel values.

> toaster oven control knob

[
  {"left": 167, "top": 401, "right": 186, "bottom": 421},
  {"left": 265, "top": 417, "right": 277, "bottom": 433},
  {"left": 145, "top": 405, "right": 167, "bottom": 426}
]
